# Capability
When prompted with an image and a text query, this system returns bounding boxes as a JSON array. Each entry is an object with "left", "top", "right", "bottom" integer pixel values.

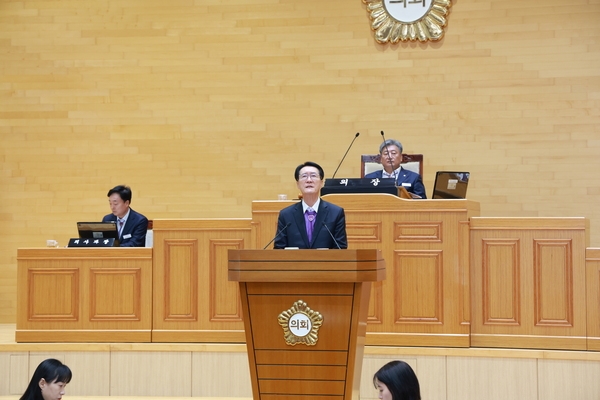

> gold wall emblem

[
  {"left": 278, "top": 300, "right": 323, "bottom": 346},
  {"left": 363, "top": 0, "right": 453, "bottom": 43}
]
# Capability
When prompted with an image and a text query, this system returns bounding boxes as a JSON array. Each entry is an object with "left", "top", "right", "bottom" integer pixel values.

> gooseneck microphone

[
  {"left": 332, "top": 132, "right": 360, "bottom": 179},
  {"left": 322, "top": 222, "right": 342, "bottom": 249},
  {"left": 263, "top": 222, "right": 291, "bottom": 249},
  {"left": 380, "top": 130, "right": 398, "bottom": 184}
]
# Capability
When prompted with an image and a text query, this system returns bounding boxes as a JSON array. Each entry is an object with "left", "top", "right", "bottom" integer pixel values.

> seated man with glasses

[
  {"left": 364, "top": 139, "right": 426, "bottom": 199},
  {"left": 273, "top": 161, "right": 347, "bottom": 249}
]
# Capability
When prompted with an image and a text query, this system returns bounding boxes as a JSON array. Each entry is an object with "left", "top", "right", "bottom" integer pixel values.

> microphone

[
  {"left": 380, "top": 130, "right": 398, "bottom": 184},
  {"left": 332, "top": 132, "right": 360, "bottom": 179},
  {"left": 263, "top": 222, "right": 291, "bottom": 249},
  {"left": 322, "top": 222, "right": 342, "bottom": 249}
]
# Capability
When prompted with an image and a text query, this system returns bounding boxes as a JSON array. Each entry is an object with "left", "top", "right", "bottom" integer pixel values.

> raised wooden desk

[
  {"left": 16, "top": 247, "right": 152, "bottom": 342},
  {"left": 16, "top": 196, "right": 599, "bottom": 352},
  {"left": 253, "top": 195, "right": 480, "bottom": 347},
  {"left": 470, "top": 217, "right": 589, "bottom": 350}
]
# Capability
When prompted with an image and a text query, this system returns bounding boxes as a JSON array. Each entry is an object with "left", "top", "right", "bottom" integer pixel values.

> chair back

[{"left": 361, "top": 154, "right": 423, "bottom": 178}]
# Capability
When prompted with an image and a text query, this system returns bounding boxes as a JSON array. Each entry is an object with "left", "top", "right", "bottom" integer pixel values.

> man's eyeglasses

[{"left": 299, "top": 173, "right": 320, "bottom": 181}]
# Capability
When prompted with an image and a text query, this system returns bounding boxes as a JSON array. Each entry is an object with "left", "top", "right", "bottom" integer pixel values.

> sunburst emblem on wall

[
  {"left": 278, "top": 300, "right": 323, "bottom": 346},
  {"left": 363, "top": 0, "right": 452, "bottom": 43}
]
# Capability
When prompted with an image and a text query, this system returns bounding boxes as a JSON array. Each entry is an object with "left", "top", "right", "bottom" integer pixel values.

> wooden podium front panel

[
  {"left": 248, "top": 286, "right": 354, "bottom": 351},
  {"left": 586, "top": 247, "right": 600, "bottom": 351},
  {"left": 241, "top": 281, "right": 369, "bottom": 399},
  {"left": 230, "top": 250, "right": 382, "bottom": 400},
  {"left": 152, "top": 219, "right": 251, "bottom": 342},
  {"left": 253, "top": 195, "right": 479, "bottom": 348},
  {"left": 470, "top": 217, "right": 588, "bottom": 350},
  {"left": 16, "top": 247, "right": 152, "bottom": 342}
]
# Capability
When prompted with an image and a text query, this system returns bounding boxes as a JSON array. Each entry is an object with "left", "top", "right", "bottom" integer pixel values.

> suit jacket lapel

[{"left": 312, "top": 202, "right": 329, "bottom": 247}]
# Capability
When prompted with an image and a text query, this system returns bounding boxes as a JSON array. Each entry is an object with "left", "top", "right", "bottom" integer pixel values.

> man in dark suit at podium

[
  {"left": 274, "top": 161, "right": 347, "bottom": 249},
  {"left": 364, "top": 139, "right": 426, "bottom": 199},
  {"left": 102, "top": 185, "right": 148, "bottom": 247}
]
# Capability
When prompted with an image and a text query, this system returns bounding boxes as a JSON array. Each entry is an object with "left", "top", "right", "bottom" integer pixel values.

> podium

[{"left": 228, "top": 249, "right": 385, "bottom": 400}]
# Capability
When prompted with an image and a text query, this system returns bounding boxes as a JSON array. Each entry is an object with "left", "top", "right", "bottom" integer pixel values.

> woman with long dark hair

[
  {"left": 20, "top": 358, "right": 72, "bottom": 400},
  {"left": 373, "top": 360, "right": 421, "bottom": 400}
]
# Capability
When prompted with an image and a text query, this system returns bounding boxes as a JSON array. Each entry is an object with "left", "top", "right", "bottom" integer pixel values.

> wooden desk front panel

[
  {"left": 586, "top": 247, "right": 600, "bottom": 351},
  {"left": 152, "top": 219, "right": 252, "bottom": 342},
  {"left": 470, "top": 218, "right": 589, "bottom": 350},
  {"left": 253, "top": 195, "right": 480, "bottom": 348},
  {"left": 16, "top": 248, "right": 152, "bottom": 342}
]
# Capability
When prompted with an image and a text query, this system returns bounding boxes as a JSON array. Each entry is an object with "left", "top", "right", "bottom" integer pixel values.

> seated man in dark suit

[
  {"left": 102, "top": 185, "right": 148, "bottom": 247},
  {"left": 364, "top": 139, "right": 426, "bottom": 199},
  {"left": 274, "top": 161, "right": 347, "bottom": 249}
]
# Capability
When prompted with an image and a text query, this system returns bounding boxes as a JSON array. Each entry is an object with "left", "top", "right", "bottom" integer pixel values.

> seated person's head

[
  {"left": 107, "top": 185, "right": 132, "bottom": 218},
  {"left": 379, "top": 139, "right": 403, "bottom": 172},
  {"left": 21, "top": 358, "right": 72, "bottom": 400},
  {"left": 373, "top": 360, "right": 421, "bottom": 400}
]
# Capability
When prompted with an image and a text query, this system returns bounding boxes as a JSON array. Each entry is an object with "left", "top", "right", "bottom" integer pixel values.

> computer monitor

[
  {"left": 432, "top": 171, "right": 470, "bottom": 199},
  {"left": 76, "top": 222, "right": 120, "bottom": 246}
]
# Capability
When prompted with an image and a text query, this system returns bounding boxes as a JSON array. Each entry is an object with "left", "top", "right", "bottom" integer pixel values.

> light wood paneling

[
  {"left": 586, "top": 247, "right": 600, "bottom": 351},
  {"left": 3, "top": 341, "right": 600, "bottom": 400},
  {"left": 192, "top": 352, "right": 252, "bottom": 398},
  {"left": 16, "top": 248, "right": 152, "bottom": 342},
  {"left": 151, "top": 219, "right": 251, "bottom": 342},
  {"left": 17, "top": 214, "right": 596, "bottom": 352},
  {"left": 470, "top": 217, "right": 589, "bottom": 350},
  {"left": 537, "top": 359, "right": 600, "bottom": 400},
  {"left": 253, "top": 195, "right": 480, "bottom": 348},
  {"left": 1, "top": 0, "right": 600, "bottom": 325},
  {"left": 110, "top": 352, "right": 192, "bottom": 397},
  {"left": 445, "top": 357, "right": 538, "bottom": 400}
]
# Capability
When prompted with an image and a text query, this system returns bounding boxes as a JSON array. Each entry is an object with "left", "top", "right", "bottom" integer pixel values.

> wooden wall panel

[
  {"left": 151, "top": 219, "right": 251, "bottom": 342},
  {"left": 16, "top": 248, "right": 153, "bottom": 342},
  {"left": 586, "top": 247, "right": 600, "bottom": 350},
  {"left": 4, "top": 345, "right": 600, "bottom": 399},
  {"left": 470, "top": 218, "right": 588, "bottom": 350},
  {"left": 1, "top": 0, "right": 599, "bottom": 325},
  {"left": 252, "top": 196, "right": 478, "bottom": 347}
]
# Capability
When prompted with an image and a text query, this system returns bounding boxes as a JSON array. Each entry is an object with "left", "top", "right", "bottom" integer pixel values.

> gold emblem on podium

[
  {"left": 363, "top": 0, "right": 452, "bottom": 43},
  {"left": 278, "top": 299, "right": 323, "bottom": 346}
]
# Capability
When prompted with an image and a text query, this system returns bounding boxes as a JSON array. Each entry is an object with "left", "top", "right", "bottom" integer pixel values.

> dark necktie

[
  {"left": 305, "top": 209, "right": 316, "bottom": 243},
  {"left": 118, "top": 218, "right": 124, "bottom": 237}
]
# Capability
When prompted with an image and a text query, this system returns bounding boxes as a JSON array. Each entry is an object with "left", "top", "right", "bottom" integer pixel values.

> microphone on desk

[
  {"left": 332, "top": 132, "right": 360, "bottom": 179},
  {"left": 322, "top": 222, "right": 342, "bottom": 249},
  {"left": 262, "top": 222, "right": 291, "bottom": 249},
  {"left": 380, "top": 130, "right": 398, "bottom": 184}
]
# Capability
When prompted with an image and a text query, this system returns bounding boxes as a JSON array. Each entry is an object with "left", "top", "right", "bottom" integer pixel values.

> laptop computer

[
  {"left": 76, "top": 221, "right": 120, "bottom": 246},
  {"left": 432, "top": 171, "right": 470, "bottom": 199}
]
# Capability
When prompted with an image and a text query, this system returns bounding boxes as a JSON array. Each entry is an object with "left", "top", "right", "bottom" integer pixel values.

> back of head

[
  {"left": 20, "top": 358, "right": 72, "bottom": 400},
  {"left": 373, "top": 360, "right": 421, "bottom": 400}
]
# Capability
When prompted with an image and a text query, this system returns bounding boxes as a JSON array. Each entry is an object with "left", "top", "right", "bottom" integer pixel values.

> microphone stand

[
  {"left": 332, "top": 132, "right": 360, "bottom": 179},
  {"left": 380, "top": 131, "right": 398, "bottom": 184}
]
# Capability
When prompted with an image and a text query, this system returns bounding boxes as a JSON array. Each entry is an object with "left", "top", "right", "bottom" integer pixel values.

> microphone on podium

[
  {"left": 263, "top": 222, "right": 291, "bottom": 249},
  {"left": 380, "top": 130, "right": 398, "bottom": 184},
  {"left": 332, "top": 132, "right": 360, "bottom": 179},
  {"left": 322, "top": 222, "right": 342, "bottom": 249}
]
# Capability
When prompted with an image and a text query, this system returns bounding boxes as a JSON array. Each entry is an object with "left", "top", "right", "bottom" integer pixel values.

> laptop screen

[
  {"left": 76, "top": 222, "right": 120, "bottom": 245},
  {"left": 432, "top": 171, "right": 470, "bottom": 199}
]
